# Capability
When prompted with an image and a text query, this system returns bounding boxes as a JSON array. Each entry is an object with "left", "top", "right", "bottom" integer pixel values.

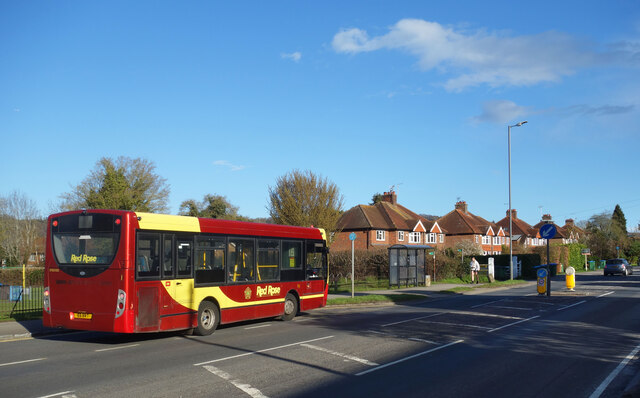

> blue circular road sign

[
  {"left": 349, "top": 232, "right": 357, "bottom": 241},
  {"left": 539, "top": 224, "right": 557, "bottom": 239}
]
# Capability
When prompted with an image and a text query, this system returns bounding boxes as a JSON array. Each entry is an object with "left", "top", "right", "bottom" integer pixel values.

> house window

[
  {"left": 426, "top": 233, "right": 437, "bottom": 244},
  {"left": 409, "top": 232, "right": 421, "bottom": 243},
  {"left": 376, "top": 230, "right": 385, "bottom": 241},
  {"left": 397, "top": 231, "right": 405, "bottom": 241},
  {"left": 475, "top": 235, "right": 479, "bottom": 243},
  {"left": 482, "top": 236, "right": 490, "bottom": 245},
  {"left": 439, "top": 234, "right": 444, "bottom": 243},
  {"left": 493, "top": 237, "right": 499, "bottom": 245}
]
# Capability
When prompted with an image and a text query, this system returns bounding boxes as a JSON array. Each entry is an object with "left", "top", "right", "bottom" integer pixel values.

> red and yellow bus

[{"left": 43, "top": 210, "right": 328, "bottom": 335}]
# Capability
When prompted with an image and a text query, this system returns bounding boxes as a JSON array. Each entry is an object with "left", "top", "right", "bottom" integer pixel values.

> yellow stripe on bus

[
  {"left": 136, "top": 213, "right": 201, "bottom": 232},
  {"left": 162, "top": 281, "right": 284, "bottom": 310}
]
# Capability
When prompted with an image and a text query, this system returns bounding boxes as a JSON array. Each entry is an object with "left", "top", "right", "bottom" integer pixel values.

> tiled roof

[
  {"left": 496, "top": 215, "right": 535, "bottom": 238},
  {"left": 437, "top": 208, "right": 501, "bottom": 236},
  {"left": 337, "top": 202, "right": 440, "bottom": 232}
]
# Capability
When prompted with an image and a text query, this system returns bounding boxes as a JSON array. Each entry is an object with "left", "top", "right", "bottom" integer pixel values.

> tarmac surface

[
  {"left": 0, "top": 280, "right": 525, "bottom": 341},
  {"left": 2, "top": 275, "right": 639, "bottom": 396}
]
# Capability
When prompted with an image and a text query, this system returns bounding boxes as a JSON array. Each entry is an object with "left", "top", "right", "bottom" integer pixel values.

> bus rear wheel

[
  {"left": 195, "top": 301, "right": 220, "bottom": 336},
  {"left": 281, "top": 293, "right": 298, "bottom": 321}
]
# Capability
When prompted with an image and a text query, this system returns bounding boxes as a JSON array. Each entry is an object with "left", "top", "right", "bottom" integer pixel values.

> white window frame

[
  {"left": 439, "top": 234, "right": 444, "bottom": 243},
  {"left": 426, "top": 233, "right": 437, "bottom": 244},
  {"left": 409, "top": 232, "right": 421, "bottom": 243},
  {"left": 376, "top": 230, "right": 386, "bottom": 241},
  {"left": 397, "top": 231, "right": 405, "bottom": 242},
  {"left": 482, "top": 235, "right": 490, "bottom": 245}
]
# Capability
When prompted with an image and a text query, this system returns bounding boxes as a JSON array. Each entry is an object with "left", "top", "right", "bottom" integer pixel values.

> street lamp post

[{"left": 508, "top": 120, "right": 527, "bottom": 280}]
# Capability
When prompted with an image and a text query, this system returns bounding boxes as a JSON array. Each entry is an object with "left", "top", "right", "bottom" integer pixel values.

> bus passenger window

[
  {"left": 195, "top": 237, "right": 225, "bottom": 284},
  {"left": 177, "top": 240, "right": 192, "bottom": 278},
  {"left": 137, "top": 233, "right": 160, "bottom": 279},
  {"left": 228, "top": 239, "right": 255, "bottom": 283},
  {"left": 257, "top": 240, "right": 279, "bottom": 282},
  {"left": 163, "top": 236, "right": 174, "bottom": 279}
]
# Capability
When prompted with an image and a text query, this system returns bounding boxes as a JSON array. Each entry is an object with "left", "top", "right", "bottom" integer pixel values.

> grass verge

[{"left": 327, "top": 293, "right": 426, "bottom": 306}]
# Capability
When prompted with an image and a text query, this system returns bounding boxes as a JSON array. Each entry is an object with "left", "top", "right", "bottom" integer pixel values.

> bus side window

[
  {"left": 280, "top": 241, "right": 303, "bottom": 282},
  {"left": 305, "top": 241, "right": 326, "bottom": 280},
  {"left": 137, "top": 233, "right": 160, "bottom": 279},
  {"left": 162, "top": 235, "right": 174, "bottom": 279},
  {"left": 227, "top": 238, "right": 255, "bottom": 283},
  {"left": 195, "top": 236, "right": 225, "bottom": 284},
  {"left": 177, "top": 239, "right": 192, "bottom": 278}
]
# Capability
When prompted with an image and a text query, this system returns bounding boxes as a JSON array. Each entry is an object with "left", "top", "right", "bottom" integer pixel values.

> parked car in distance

[{"left": 604, "top": 258, "right": 633, "bottom": 276}]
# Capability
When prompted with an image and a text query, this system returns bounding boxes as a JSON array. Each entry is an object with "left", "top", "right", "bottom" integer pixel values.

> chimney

[
  {"left": 455, "top": 201, "right": 468, "bottom": 213},
  {"left": 542, "top": 214, "right": 553, "bottom": 222},
  {"left": 565, "top": 219, "right": 575, "bottom": 227},
  {"left": 507, "top": 209, "right": 518, "bottom": 219},
  {"left": 382, "top": 191, "right": 397, "bottom": 205}
]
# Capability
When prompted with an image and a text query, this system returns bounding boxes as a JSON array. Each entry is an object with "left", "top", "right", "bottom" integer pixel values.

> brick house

[
  {"left": 562, "top": 219, "right": 584, "bottom": 243},
  {"left": 496, "top": 209, "right": 546, "bottom": 248},
  {"left": 437, "top": 201, "right": 507, "bottom": 255},
  {"left": 331, "top": 191, "right": 445, "bottom": 251}
]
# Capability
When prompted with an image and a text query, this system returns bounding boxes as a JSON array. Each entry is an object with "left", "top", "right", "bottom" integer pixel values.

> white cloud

[
  {"left": 281, "top": 51, "right": 302, "bottom": 62},
  {"left": 471, "top": 100, "right": 531, "bottom": 125},
  {"left": 213, "top": 160, "right": 246, "bottom": 172},
  {"left": 332, "top": 19, "right": 605, "bottom": 91}
]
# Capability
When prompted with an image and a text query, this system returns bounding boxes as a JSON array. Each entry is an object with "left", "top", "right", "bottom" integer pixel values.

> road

[{"left": 1, "top": 270, "right": 639, "bottom": 398}]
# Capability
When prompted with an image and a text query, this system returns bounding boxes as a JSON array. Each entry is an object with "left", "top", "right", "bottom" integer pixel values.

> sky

[{"left": 2, "top": 1, "right": 640, "bottom": 231}]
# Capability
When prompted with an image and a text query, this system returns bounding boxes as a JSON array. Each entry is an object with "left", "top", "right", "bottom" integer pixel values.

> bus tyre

[
  {"left": 281, "top": 293, "right": 298, "bottom": 321},
  {"left": 195, "top": 301, "right": 220, "bottom": 336}
]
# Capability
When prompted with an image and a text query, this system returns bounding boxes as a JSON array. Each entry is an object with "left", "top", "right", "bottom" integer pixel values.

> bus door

[{"left": 160, "top": 235, "right": 194, "bottom": 329}]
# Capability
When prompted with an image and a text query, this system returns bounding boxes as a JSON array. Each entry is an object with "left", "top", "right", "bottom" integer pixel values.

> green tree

[
  {"left": 267, "top": 170, "right": 344, "bottom": 233},
  {"left": 612, "top": 204, "right": 627, "bottom": 232},
  {"left": 179, "top": 194, "right": 242, "bottom": 220},
  {"left": 370, "top": 193, "right": 383, "bottom": 205},
  {"left": 60, "top": 156, "right": 170, "bottom": 213},
  {"left": 586, "top": 211, "right": 626, "bottom": 260}
]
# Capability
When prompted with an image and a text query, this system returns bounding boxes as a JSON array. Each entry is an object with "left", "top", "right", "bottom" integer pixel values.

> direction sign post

[
  {"left": 349, "top": 233, "right": 356, "bottom": 298},
  {"left": 539, "top": 224, "right": 557, "bottom": 297}
]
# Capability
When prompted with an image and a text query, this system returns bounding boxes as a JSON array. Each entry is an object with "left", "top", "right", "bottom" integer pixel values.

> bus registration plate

[{"left": 73, "top": 312, "right": 93, "bottom": 320}]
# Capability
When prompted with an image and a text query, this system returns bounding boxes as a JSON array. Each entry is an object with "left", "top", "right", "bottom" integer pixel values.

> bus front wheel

[
  {"left": 281, "top": 293, "right": 298, "bottom": 321},
  {"left": 195, "top": 301, "right": 220, "bottom": 336}
]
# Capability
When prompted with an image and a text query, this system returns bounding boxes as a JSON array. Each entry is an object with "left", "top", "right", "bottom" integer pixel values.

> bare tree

[{"left": 0, "top": 191, "right": 44, "bottom": 266}]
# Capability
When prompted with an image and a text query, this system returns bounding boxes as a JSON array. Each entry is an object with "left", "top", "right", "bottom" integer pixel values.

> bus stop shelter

[{"left": 388, "top": 245, "right": 433, "bottom": 288}]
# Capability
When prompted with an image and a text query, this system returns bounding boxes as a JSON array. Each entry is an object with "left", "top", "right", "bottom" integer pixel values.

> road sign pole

[
  {"left": 349, "top": 232, "right": 356, "bottom": 299},
  {"left": 351, "top": 239, "right": 355, "bottom": 298}
]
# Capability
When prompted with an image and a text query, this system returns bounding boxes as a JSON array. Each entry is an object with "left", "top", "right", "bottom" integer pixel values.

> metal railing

[{"left": 0, "top": 267, "right": 44, "bottom": 318}]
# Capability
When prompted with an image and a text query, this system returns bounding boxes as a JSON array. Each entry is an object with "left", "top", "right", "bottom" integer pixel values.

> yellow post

[
  {"left": 537, "top": 268, "right": 547, "bottom": 295},
  {"left": 565, "top": 266, "right": 575, "bottom": 291},
  {"left": 22, "top": 263, "right": 26, "bottom": 293}
]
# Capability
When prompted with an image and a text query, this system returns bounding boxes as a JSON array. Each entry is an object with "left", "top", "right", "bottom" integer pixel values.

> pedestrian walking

[{"left": 470, "top": 257, "right": 480, "bottom": 284}]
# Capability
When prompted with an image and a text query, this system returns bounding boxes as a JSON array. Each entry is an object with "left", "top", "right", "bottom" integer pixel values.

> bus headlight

[{"left": 115, "top": 289, "right": 126, "bottom": 319}]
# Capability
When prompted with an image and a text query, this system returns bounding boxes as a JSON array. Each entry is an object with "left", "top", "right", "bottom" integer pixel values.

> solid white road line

[
  {"left": 301, "top": 343, "right": 379, "bottom": 366},
  {"left": 204, "top": 365, "right": 269, "bottom": 398},
  {"left": 95, "top": 344, "right": 140, "bottom": 352},
  {"left": 0, "top": 357, "right": 46, "bottom": 367},
  {"left": 356, "top": 340, "right": 464, "bottom": 376},
  {"left": 193, "top": 335, "right": 334, "bottom": 366},
  {"left": 244, "top": 324, "right": 272, "bottom": 330},
  {"left": 589, "top": 341, "right": 640, "bottom": 398},
  {"left": 487, "top": 316, "right": 540, "bottom": 333},
  {"left": 36, "top": 392, "right": 76, "bottom": 398},
  {"left": 557, "top": 300, "right": 586, "bottom": 311},
  {"left": 381, "top": 312, "right": 444, "bottom": 327},
  {"left": 597, "top": 291, "right": 614, "bottom": 298},
  {"left": 471, "top": 299, "right": 507, "bottom": 308}
]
